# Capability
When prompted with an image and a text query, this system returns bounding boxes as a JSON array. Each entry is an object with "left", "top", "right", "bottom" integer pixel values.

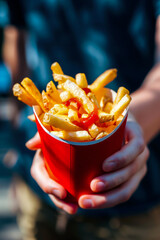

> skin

[{"left": 4, "top": 17, "right": 160, "bottom": 215}]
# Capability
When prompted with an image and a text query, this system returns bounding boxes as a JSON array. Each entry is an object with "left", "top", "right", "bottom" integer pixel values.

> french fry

[
  {"left": 43, "top": 113, "right": 81, "bottom": 131},
  {"left": 113, "top": 87, "right": 130, "bottom": 106},
  {"left": 13, "top": 83, "right": 37, "bottom": 106},
  {"left": 54, "top": 74, "right": 75, "bottom": 83},
  {"left": 110, "top": 94, "right": 131, "bottom": 120},
  {"left": 87, "top": 92, "right": 99, "bottom": 108},
  {"left": 51, "top": 62, "right": 63, "bottom": 74},
  {"left": 68, "top": 109, "right": 79, "bottom": 122},
  {"left": 104, "top": 102, "right": 113, "bottom": 113},
  {"left": 89, "top": 69, "right": 117, "bottom": 92},
  {"left": 100, "top": 96, "right": 112, "bottom": 110},
  {"left": 49, "top": 104, "right": 68, "bottom": 115},
  {"left": 21, "top": 78, "right": 45, "bottom": 112},
  {"left": 95, "top": 131, "right": 108, "bottom": 140},
  {"left": 27, "top": 114, "right": 36, "bottom": 122},
  {"left": 13, "top": 62, "right": 131, "bottom": 142},
  {"left": 76, "top": 73, "right": 88, "bottom": 88},
  {"left": 98, "top": 110, "right": 114, "bottom": 123},
  {"left": 88, "top": 124, "right": 100, "bottom": 138},
  {"left": 42, "top": 90, "right": 55, "bottom": 112},
  {"left": 105, "top": 125, "right": 117, "bottom": 134},
  {"left": 46, "top": 81, "right": 61, "bottom": 103},
  {"left": 63, "top": 80, "right": 94, "bottom": 113},
  {"left": 51, "top": 130, "right": 93, "bottom": 142},
  {"left": 60, "top": 91, "right": 72, "bottom": 102},
  {"left": 81, "top": 113, "right": 89, "bottom": 119}
]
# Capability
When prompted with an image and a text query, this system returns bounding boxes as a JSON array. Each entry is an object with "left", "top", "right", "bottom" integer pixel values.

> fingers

[
  {"left": 49, "top": 195, "right": 78, "bottom": 215},
  {"left": 26, "top": 132, "right": 41, "bottom": 150},
  {"left": 31, "top": 149, "right": 67, "bottom": 199},
  {"left": 91, "top": 146, "right": 149, "bottom": 192},
  {"left": 103, "top": 122, "right": 145, "bottom": 172},
  {"left": 79, "top": 165, "right": 147, "bottom": 209}
]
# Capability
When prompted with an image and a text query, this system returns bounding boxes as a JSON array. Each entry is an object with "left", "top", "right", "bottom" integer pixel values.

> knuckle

[
  {"left": 43, "top": 185, "right": 50, "bottom": 194},
  {"left": 137, "top": 138, "right": 145, "bottom": 153},
  {"left": 119, "top": 154, "right": 128, "bottom": 166}
]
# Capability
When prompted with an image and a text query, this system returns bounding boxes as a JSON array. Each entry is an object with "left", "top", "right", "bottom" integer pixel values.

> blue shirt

[{"left": 5, "top": 0, "right": 160, "bottom": 216}]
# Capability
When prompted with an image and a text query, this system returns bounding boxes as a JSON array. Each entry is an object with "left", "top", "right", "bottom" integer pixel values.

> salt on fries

[{"left": 13, "top": 62, "right": 131, "bottom": 142}]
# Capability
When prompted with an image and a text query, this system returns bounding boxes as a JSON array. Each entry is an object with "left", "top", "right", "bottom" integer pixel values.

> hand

[
  {"left": 78, "top": 121, "right": 149, "bottom": 209},
  {"left": 26, "top": 133, "right": 78, "bottom": 214}
]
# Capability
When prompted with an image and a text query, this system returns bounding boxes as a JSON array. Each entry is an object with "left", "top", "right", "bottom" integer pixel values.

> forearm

[{"left": 129, "top": 64, "right": 160, "bottom": 143}]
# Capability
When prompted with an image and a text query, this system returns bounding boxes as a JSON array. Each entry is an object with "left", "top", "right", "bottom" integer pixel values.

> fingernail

[
  {"left": 103, "top": 161, "right": 116, "bottom": 171},
  {"left": 95, "top": 181, "right": 105, "bottom": 192},
  {"left": 82, "top": 199, "right": 93, "bottom": 208},
  {"left": 53, "top": 189, "right": 61, "bottom": 198}
]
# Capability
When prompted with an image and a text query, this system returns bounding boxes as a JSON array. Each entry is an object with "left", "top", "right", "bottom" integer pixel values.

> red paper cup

[{"left": 33, "top": 90, "right": 128, "bottom": 202}]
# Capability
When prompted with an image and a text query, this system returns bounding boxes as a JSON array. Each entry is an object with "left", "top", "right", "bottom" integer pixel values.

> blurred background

[{"left": 0, "top": 0, "right": 22, "bottom": 238}]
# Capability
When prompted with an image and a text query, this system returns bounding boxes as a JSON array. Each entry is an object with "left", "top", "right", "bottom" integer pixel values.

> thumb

[{"left": 26, "top": 132, "right": 41, "bottom": 150}]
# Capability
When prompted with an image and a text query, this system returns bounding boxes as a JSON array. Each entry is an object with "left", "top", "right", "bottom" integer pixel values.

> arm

[{"left": 130, "top": 16, "right": 160, "bottom": 143}]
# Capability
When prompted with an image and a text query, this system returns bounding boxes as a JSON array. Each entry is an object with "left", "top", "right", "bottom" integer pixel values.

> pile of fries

[{"left": 13, "top": 62, "right": 131, "bottom": 142}]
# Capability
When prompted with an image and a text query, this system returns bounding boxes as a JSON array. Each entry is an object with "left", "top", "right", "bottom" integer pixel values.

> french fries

[
  {"left": 13, "top": 83, "right": 37, "bottom": 106},
  {"left": 13, "top": 62, "right": 131, "bottom": 142},
  {"left": 89, "top": 69, "right": 117, "bottom": 92},
  {"left": 63, "top": 80, "right": 95, "bottom": 113},
  {"left": 21, "top": 78, "right": 46, "bottom": 112},
  {"left": 43, "top": 113, "right": 81, "bottom": 131}
]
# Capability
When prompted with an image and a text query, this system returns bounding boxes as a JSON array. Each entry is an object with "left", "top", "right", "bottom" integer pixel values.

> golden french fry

[
  {"left": 51, "top": 130, "right": 93, "bottom": 142},
  {"left": 100, "top": 96, "right": 112, "bottom": 110},
  {"left": 49, "top": 104, "right": 68, "bottom": 115},
  {"left": 43, "top": 113, "right": 81, "bottom": 131},
  {"left": 46, "top": 81, "right": 61, "bottom": 103},
  {"left": 94, "top": 88, "right": 113, "bottom": 105},
  {"left": 87, "top": 92, "right": 99, "bottom": 108},
  {"left": 60, "top": 91, "right": 72, "bottom": 102},
  {"left": 27, "top": 114, "right": 36, "bottom": 122},
  {"left": 42, "top": 90, "right": 55, "bottom": 112},
  {"left": 63, "top": 80, "right": 94, "bottom": 113},
  {"left": 39, "top": 113, "right": 52, "bottom": 131},
  {"left": 110, "top": 94, "right": 131, "bottom": 120},
  {"left": 88, "top": 124, "right": 100, "bottom": 138},
  {"left": 89, "top": 69, "right": 117, "bottom": 92},
  {"left": 98, "top": 110, "right": 114, "bottom": 123},
  {"left": 51, "top": 62, "right": 63, "bottom": 74},
  {"left": 95, "top": 131, "right": 108, "bottom": 140},
  {"left": 113, "top": 87, "right": 130, "bottom": 106},
  {"left": 81, "top": 113, "right": 89, "bottom": 119},
  {"left": 75, "top": 73, "right": 88, "bottom": 88},
  {"left": 54, "top": 74, "right": 75, "bottom": 83},
  {"left": 105, "top": 125, "right": 117, "bottom": 134},
  {"left": 13, "top": 83, "right": 37, "bottom": 106},
  {"left": 21, "top": 78, "right": 45, "bottom": 112},
  {"left": 68, "top": 108, "right": 79, "bottom": 122},
  {"left": 104, "top": 102, "right": 113, "bottom": 113}
]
